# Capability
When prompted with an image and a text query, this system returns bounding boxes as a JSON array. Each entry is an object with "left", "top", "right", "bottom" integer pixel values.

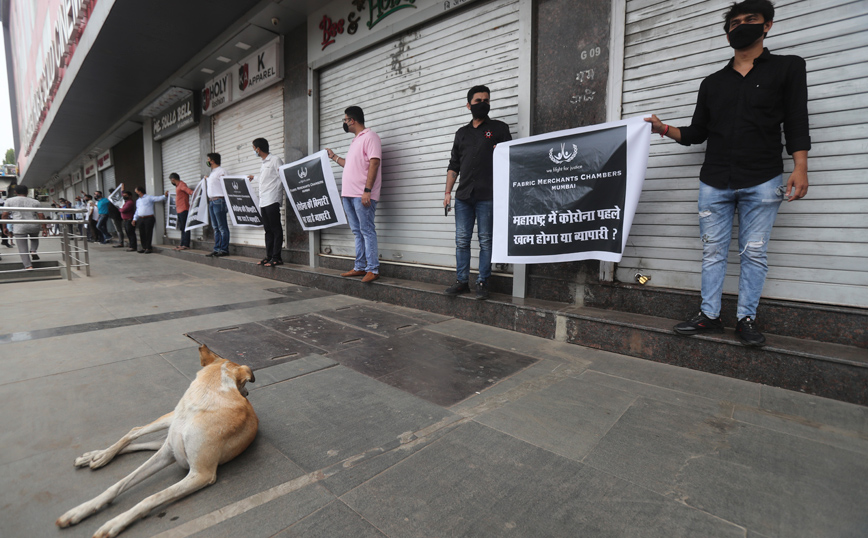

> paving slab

[
  {"left": 273, "top": 500, "right": 387, "bottom": 538},
  {"left": 250, "top": 365, "right": 454, "bottom": 472},
  {"left": 251, "top": 354, "right": 339, "bottom": 389},
  {"left": 341, "top": 421, "right": 744, "bottom": 538},
  {"left": 259, "top": 313, "right": 385, "bottom": 351},
  {"left": 759, "top": 385, "right": 868, "bottom": 433},
  {"left": 316, "top": 304, "right": 430, "bottom": 336},
  {"left": 584, "top": 397, "right": 868, "bottom": 537},
  {"left": 186, "top": 322, "right": 327, "bottom": 370}
]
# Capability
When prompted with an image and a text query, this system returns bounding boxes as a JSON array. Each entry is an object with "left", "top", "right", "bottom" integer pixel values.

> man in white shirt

[
  {"left": 205, "top": 153, "right": 230, "bottom": 257},
  {"left": 131, "top": 186, "right": 166, "bottom": 253},
  {"left": 247, "top": 138, "right": 284, "bottom": 267}
]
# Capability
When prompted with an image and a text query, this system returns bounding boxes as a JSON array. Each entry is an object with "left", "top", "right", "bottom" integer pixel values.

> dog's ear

[
  {"left": 199, "top": 345, "right": 222, "bottom": 367},
  {"left": 235, "top": 365, "right": 255, "bottom": 385}
]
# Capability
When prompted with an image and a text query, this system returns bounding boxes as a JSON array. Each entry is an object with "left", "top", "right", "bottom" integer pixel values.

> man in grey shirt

[{"left": 1, "top": 184, "right": 47, "bottom": 270}]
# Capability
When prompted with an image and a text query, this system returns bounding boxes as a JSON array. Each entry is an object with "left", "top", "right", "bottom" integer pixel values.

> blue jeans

[
  {"left": 208, "top": 198, "right": 230, "bottom": 253},
  {"left": 455, "top": 197, "right": 493, "bottom": 284},
  {"left": 699, "top": 175, "right": 784, "bottom": 320},
  {"left": 342, "top": 197, "right": 378, "bottom": 273},
  {"left": 96, "top": 214, "right": 110, "bottom": 242}
]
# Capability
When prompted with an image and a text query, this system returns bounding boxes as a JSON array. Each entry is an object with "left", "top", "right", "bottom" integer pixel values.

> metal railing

[{"left": 0, "top": 207, "right": 91, "bottom": 280}]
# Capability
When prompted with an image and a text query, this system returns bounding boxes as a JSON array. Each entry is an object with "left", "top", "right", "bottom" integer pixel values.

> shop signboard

[
  {"left": 84, "top": 160, "right": 97, "bottom": 177},
  {"left": 279, "top": 150, "right": 346, "bottom": 231},
  {"left": 72, "top": 170, "right": 83, "bottom": 184},
  {"left": 201, "top": 72, "right": 233, "bottom": 116},
  {"left": 201, "top": 38, "right": 283, "bottom": 116},
  {"left": 492, "top": 116, "right": 651, "bottom": 264},
  {"left": 153, "top": 95, "right": 198, "bottom": 141},
  {"left": 222, "top": 176, "right": 263, "bottom": 227},
  {"left": 97, "top": 150, "right": 112, "bottom": 171}
]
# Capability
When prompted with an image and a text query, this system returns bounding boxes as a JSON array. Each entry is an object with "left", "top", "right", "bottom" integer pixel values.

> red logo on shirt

[{"left": 485, "top": 131, "right": 492, "bottom": 139}]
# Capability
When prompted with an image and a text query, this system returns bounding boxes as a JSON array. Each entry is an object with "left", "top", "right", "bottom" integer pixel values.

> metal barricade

[{"left": 0, "top": 207, "right": 90, "bottom": 280}]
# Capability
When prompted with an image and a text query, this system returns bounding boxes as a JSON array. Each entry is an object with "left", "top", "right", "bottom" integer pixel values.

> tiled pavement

[{"left": 1, "top": 245, "right": 867, "bottom": 538}]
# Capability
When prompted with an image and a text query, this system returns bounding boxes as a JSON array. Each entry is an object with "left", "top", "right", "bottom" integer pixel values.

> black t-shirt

[
  {"left": 447, "top": 117, "right": 512, "bottom": 201},
  {"left": 678, "top": 48, "right": 811, "bottom": 189}
]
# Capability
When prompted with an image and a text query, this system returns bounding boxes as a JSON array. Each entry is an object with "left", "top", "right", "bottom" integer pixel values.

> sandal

[
  {"left": 264, "top": 259, "right": 283, "bottom": 267},
  {"left": 256, "top": 258, "right": 270, "bottom": 266}
]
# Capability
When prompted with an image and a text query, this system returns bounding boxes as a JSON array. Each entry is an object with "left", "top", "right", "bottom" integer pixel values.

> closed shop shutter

[
  {"left": 318, "top": 0, "right": 521, "bottom": 270},
  {"left": 211, "top": 84, "right": 285, "bottom": 247},
  {"left": 617, "top": 0, "right": 868, "bottom": 308},
  {"left": 102, "top": 167, "right": 116, "bottom": 192},
  {"left": 86, "top": 175, "right": 97, "bottom": 196},
  {"left": 161, "top": 127, "right": 201, "bottom": 240}
]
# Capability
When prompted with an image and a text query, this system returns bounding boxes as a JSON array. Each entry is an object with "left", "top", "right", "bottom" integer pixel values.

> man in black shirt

[
  {"left": 444, "top": 85, "right": 512, "bottom": 300},
  {"left": 645, "top": 0, "right": 809, "bottom": 346}
]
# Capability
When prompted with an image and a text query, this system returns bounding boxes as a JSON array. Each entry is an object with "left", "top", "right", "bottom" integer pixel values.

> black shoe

[
  {"left": 265, "top": 259, "right": 283, "bottom": 267},
  {"left": 137, "top": 250, "right": 145, "bottom": 253},
  {"left": 143, "top": 249, "right": 153, "bottom": 254},
  {"left": 206, "top": 251, "right": 219, "bottom": 257},
  {"left": 445, "top": 280, "right": 470, "bottom": 295},
  {"left": 215, "top": 251, "right": 230, "bottom": 257},
  {"left": 674, "top": 312, "right": 724, "bottom": 335},
  {"left": 736, "top": 317, "right": 766, "bottom": 347},
  {"left": 475, "top": 280, "right": 489, "bottom": 300},
  {"left": 112, "top": 244, "right": 124, "bottom": 248},
  {"left": 31, "top": 254, "right": 40, "bottom": 260}
]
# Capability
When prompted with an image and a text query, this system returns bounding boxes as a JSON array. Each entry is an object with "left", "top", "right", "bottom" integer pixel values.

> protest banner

[
  {"left": 185, "top": 180, "right": 209, "bottom": 232},
  {"left": 279, "top": 150, "right": 346, "bottom": 231},
  {"left": 108, "top": 183, "right": 124, "bottom": 209},
  {"left": 492, "top": 116, "right": 651, "bottom": 264},
  {"left": 222, "top": 176, "right": 262, "bottom": 227},
  {"left": 166, "top": 193, "right": 177, "bottom": 230}
]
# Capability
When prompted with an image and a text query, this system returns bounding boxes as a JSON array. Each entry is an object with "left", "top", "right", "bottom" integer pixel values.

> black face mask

[
  {"left": 206, "top": 160, "right": 211, "bottom": 168},
  {"left": 470, "top": 102, "right": 490, "bottom": 119},
  {"left": 342, "top": 122, "right": 350, "bottom": 133},
  {"left": 728, "top": 22, "right": 765, "bottom": 50}
]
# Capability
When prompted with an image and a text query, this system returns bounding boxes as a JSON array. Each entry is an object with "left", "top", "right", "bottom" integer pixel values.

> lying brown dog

[{"left": 56, "top": 345, "right": 258, "bottom": 538}]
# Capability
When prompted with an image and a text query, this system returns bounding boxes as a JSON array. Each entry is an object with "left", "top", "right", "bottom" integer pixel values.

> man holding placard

[
  {"left": 248, "top": 138, "right": 285, "bottom": 267},
  {"left": 204, "top": 153, "right": 230, "bottom": 258},
  {"left": 326, "top": 106, "right": 382, "bottom": 284},
  {"left": 169, "top": 173, "right": 194, "bottom": 251}
]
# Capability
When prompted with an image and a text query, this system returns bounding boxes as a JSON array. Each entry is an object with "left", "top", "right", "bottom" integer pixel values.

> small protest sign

[
  {"left": 279, "top": 150, "right": 346, "bottom": 231},
  {"left": 185, "top": 180, "right": 209, "bottom": 232},
  {"left": 222, "top": 176, "right": 262, "bottom": 227},
  {"left": 166, "top": 193, "right": 177, "bottom": 230},
  {"left": 109, "top": 183, "right": 124, "bottom": 209},
  {"left": 492, "top": 116, "right": 651, "bottom": 264}
]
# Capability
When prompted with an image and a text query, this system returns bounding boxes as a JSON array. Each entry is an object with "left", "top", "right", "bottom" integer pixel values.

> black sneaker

[
  {"left": 206, "top": 251, "right": 218, "bottom": 258},
  {"left": 475, "top": 280, "right": 489, "bottom": 300},
  {"left": 674, "top": 312, "right": 724, "bottom": 335},
  {"left": 31, "top": 254, "right": 40, "bottom": 260},
  {"left": 445, "top": 280, "right": 470, "bottom": 295},
  {"left": 736, "top": 317, "right": 766, "bottom": 347}
]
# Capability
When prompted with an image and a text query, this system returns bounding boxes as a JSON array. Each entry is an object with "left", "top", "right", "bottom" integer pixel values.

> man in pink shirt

[
  {"left": 169, "top": 173, "right": 194, "bottom": 250},
  {"left": 326, "top": 106, "right": 382, "bottom": 283}
]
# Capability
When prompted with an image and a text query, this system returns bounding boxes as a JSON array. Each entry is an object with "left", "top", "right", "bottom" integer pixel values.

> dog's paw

[
  {"left": 74, "top": 450, "right": 114, "bottom": 469},
  {"left": 92, "top": 517, "right": 125, "bottom": 538},
  {"left": 56, "top": 507, "right": 85, "bottom": 528},
  {"left": 74, "top": 450, "right": 102, "bottom": 467}
]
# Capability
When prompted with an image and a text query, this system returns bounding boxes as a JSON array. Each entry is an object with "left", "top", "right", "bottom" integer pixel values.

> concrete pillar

[{"left": 142, "top": 118, "right": 166, "bottom": 242}]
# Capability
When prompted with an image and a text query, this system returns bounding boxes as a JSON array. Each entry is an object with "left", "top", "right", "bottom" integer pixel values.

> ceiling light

[
  {"left": 235, "top": 42, "right": 251, "bottom": 50},
  {"left": 200, "top": 68, "right": 214, "bottom": 74},
  {"left": 216, "top": 56, "right": 231, "bottom": 63}
]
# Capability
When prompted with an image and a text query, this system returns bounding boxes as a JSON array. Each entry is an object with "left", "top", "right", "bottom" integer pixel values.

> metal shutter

[
  {"left": 617, "top": 0, "right": 868, "bottom": 308},
  {"left": 102, "top": 167, "right": 116, "bottom": 192},
  {"left": 86, "top": 175, "right": 97, "bottom": 196},
  {"left": 212, "top": 84, "right": 285, "bottom": 247},
  {"left": 318, "top": 0, "right": 520, "bottom": 270},
  {"left": 161, "top": 127, "right": 202, "bottom": 240}
]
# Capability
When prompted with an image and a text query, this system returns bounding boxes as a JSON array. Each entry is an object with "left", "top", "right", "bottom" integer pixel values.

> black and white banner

[
  {"left": 492, "top": 116, "right": 651, "bottom": 264},
  {"left": 279, "top": 150, "right": 346, "bottom": 231},
  {"left": 185, "top": 180, "right": 209, "bottom": 232},
  {"left": 222, "top": 176, "right": 263, "bottom": 227},
  {"left": 166, "top": 193, "right": 177, "bottom": 230},
  {"left": 109, "top": 183, "right": 124, "bottom": 209}
]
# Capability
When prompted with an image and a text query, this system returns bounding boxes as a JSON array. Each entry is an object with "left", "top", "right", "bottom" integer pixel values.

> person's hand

[
  {"left": 132, "top": 220, "right": 136, "bottom": 227},
  {"left": 644, "top": 114, "right": 666, "bottom": 135},
  {"left": 42, "top": 229, "right": 48, "bottom": 237},
  {"left": 165, "top": 190, "right": 169, "bottom": 198},
  {"left": 443, "top": 192, "right": 452, "bottom": 208},
  {"left": 326, "top": 148, "right": 335, "bottom": 160},
  {"left": 247, "top": 175, "right": 254, "bottom": 180},
  {"left": 362, "top": 192, "right": 372, "bottom": 207},
  {"left": 786, "top": 168, "right": 808, "bottom": 201}
]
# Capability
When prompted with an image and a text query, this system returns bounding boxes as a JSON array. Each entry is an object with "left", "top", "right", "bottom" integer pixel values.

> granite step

[
  {"left": 0, "top": 260, "right": 64, "bottom": 283},
  {"left": 155, "top": 245, "right": 868, "bottom": 406}
]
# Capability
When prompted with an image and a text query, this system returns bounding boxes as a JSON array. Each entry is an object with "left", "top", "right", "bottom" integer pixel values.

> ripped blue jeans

[{"left": 698, "top": 175, "right": 784, "bottom": 320}]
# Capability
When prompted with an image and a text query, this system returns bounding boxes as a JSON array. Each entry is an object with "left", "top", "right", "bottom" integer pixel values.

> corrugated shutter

[
  {"left": 161, "top": 127, "right": 201, "bottom": 240},
  {"left": 102, "top": 167, "right": 116, "bottom": 192},
  {"left": 86, "top": 175, "right": 97, "bottom": 196},
  {"left": 617, "top": 0, "right": 868, "bottom": 308},
  {"left": 212, "top": 84, "right": 285, "bottom": 247},
  {"left": 318, "top": 0, "right": 520, "bottom": 269}
]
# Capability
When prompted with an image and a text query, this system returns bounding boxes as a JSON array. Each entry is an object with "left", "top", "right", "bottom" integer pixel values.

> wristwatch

[{"left": 363, "top": 188, "right": 372, "bottom": 193}]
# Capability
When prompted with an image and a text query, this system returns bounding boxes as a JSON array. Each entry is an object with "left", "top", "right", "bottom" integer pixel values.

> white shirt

[
  {"left": 255, "top": 153, "right": 285, "bottom": 207},
  {"left": 206, "top": 166, "right": 227, "bottom": 197},
  {"left": 133, "top": 194, "right": 167, "bottom": 220}
]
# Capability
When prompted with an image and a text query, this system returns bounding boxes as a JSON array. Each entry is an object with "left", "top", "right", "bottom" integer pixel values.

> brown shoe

[
  {"left": 361, "top": 272, "right": 379, "bottom": 283},
  {"left": 341, "top": 269, "right": 366, "bottom": 277}
]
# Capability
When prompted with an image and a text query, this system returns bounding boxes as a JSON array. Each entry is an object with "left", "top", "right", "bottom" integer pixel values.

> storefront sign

[
  {"left": 72, "top": 170, "right": 83, "bottom": 184},
  {"left": 222, "top": 176, "right": 263, "bottom": 227},
  {"left": 201, "top": 38, "right": 283, "bottom": 116},
  {"left": 492, "top": 116, "right": 651, "bottom": 264},
  {"left": 309, "top": 0, "right": 479, "bottom": 64},
  {"left": 185, "top": 181, "right": 209, "bottom": 231},
  {"left": 84, "top": 160, "right": 97, "bottom": 177},
  {"left": 63, "top": 176, "right": 71, "bottom": 189},
  {"left": 97, "top": 150, "right": 112, "bottom": 171},
  {"left": 153, "top": 95, "right": 198, "bottom": 141},
  {"left": 166, "top": 193, "right": 178, "bottom": 229},
  {"left": 201, "top": 72, "right": 233, "bottom": 116},
  {"left": 279, "top": 150, "right": 346, "bottom": 231}
]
